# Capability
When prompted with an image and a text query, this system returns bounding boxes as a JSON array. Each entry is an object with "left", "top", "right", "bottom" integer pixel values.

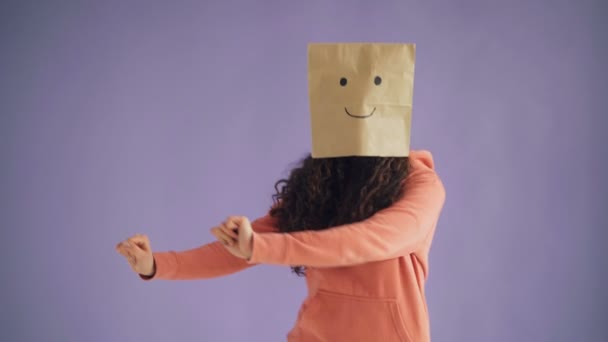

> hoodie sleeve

[
  {"left": 247, "top": 155, "right": 446, "bottom": 267},
  {"left": 141, "top": 214, "right": 277, "bottom": 281}
]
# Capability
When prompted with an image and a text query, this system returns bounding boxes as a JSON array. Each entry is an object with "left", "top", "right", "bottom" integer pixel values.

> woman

[{"left": 116, "top": 149, "right": 445, "bottom": 342}]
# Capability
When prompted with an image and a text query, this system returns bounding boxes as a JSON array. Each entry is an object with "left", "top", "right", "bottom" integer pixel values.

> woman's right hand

[{"left": 115, "top": 234, "right": 155, "bottom": 277}]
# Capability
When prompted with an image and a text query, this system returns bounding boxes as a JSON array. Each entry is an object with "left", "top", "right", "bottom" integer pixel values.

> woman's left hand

[{"left": 210, "top": 216, "right": 254, "bottom": 260}]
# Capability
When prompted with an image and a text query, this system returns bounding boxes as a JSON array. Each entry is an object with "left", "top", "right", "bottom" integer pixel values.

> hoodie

[{"left": 144, "top": 150, "right": 446, "bottom": 342}]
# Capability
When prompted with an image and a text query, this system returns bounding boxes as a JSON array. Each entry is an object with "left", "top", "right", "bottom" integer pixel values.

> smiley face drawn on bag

[{"left": 339, "top": 75, "right": 383, "bottom": 119}]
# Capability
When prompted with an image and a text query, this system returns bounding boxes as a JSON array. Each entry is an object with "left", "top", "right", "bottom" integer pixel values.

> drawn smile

[{"left": 344, "top": 107, "right": 376, "bottom": 119}]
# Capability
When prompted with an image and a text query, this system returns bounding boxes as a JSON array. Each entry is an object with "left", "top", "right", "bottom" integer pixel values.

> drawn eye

[
  {"left": 374, "top": 76, "right": 382, "bottom": 85},
  {"left": 340, "top": 77, "right": 347, "bottom": 86}
]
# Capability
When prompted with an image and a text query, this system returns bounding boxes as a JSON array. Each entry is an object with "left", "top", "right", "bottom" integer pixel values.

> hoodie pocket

[{"left": 294, "top": 289, "right": 412, "bottom": 342}]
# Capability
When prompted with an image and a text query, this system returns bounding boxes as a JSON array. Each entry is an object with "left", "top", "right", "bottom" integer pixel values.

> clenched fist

[
  {"left": 115, "top": 234, "right": 155, "bottom": 277},
  {"left": 210, "top": 216, "right": 254, "bottom": 260}
]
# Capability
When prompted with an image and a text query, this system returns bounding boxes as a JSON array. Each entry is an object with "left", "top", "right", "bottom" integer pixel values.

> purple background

[{"left": 1, "top": 0, "right": 606, "bottom": 341}]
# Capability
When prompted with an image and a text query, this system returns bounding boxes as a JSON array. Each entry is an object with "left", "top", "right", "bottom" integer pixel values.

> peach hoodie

[{"left": 143, "top": 150, "right": 446, "bottom": 342}]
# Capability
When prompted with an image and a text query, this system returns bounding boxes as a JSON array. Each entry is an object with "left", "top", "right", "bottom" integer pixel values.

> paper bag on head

[{"left": 308, "top": 43, "right": 415, "bottom": 158}]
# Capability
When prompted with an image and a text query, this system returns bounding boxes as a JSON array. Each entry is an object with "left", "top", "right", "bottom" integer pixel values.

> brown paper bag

[{"left": 308, "top": 43, "right": 416, "bottom": 158}]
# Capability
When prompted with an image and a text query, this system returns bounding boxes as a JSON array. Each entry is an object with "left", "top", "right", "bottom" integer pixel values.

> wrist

[
  {"left": 246, "top": 233, "right": 255, "bottom": 261},
  {"left": 140, "top": 258, "right": 156, "bottom": 279}
]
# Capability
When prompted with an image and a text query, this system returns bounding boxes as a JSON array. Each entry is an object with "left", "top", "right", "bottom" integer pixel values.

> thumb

[{"left": 226, "top": 216, "right": 250, "bottom": 230}]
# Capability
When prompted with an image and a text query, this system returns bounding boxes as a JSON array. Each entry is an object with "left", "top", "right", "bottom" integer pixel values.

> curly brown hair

[{"left": 269, "top": 154, "right": 411, "bottom": 276}]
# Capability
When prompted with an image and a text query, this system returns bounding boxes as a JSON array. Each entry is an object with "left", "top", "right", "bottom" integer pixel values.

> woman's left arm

[{"left": 247, "top": 167, "right": 446, "bottom": 268}]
